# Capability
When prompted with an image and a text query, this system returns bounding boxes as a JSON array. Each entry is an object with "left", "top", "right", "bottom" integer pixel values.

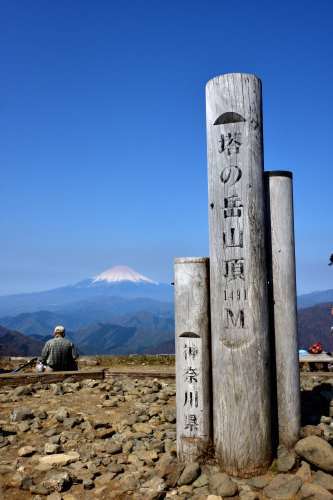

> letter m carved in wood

[{"left": 224, "top": 308, "right": 245, "bottom": 328}]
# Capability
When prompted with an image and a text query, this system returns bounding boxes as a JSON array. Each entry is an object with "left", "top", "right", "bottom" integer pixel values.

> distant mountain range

[
  {"left": 0, "top": 266, "right": 173, "bottom": 317},
  {"left": 0, "top": 297, "right": 173, "bottom": 336},
  {"left": 0, "top": 326, "right": 44, "bottom": 356},
  {"left": 0, "top": 267, "right": 174, "bottom": 355},
  {"left": 1, "top": 300, "right": 331, "bottom": 356},
  {"left": 298, "top": 302, "right": 332, "bottom": 350},
  {"left": 70, "top": 312, "right": 174, "bottom": 355},
  {"left": 0, "top": 265, "right": 332, "bottom": 356},
  {"left": 298, "top": 289, "right": 333, "bottom": 309}
]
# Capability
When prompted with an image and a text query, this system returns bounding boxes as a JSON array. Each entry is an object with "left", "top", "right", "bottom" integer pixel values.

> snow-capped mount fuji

[
  {"left": 0, "top": 265, "right": 172, "bottom": 317},
  {"left": 92, "top": 266, "right": 158, "bottom": 285}
]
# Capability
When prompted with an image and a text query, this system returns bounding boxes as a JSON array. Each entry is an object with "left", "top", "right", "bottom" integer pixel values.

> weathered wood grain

[
  {"left": 206, "top": 73, "right": 271, "bottom": 476},
  {"left": 301, "top": 371, "right": 333, "bottom": 377},
  {"left": 265, "top": 171, "right": 301, "bottom": 448},
  {"left": 105, "top": 369, "right": 175, "bottom": 379},
  {"left": 174, "top": 257, "right": 211, "bottom": 461},
  {"left": 299, "top": 353, "right": 333, "bottom": 363}
]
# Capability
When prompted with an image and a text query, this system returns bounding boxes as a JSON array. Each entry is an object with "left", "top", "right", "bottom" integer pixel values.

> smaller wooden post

[
  {"left": 175, "top": 257, "right": 211, "bottom": 461},
  {"left": 265, "top": 171, "right": 301, "bottom": 448}
]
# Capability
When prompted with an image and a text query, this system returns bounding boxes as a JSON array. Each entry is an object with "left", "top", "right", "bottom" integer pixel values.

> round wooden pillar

[{"left": 206, "top": 73, "right": 272, "bottom": 476}]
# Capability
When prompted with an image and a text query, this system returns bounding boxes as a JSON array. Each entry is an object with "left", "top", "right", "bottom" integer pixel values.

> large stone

[
  {"left": 132, "top": 422, "right": 154, "bottom": 434},
  {"left": 295, "top": 436, "right": 333, "bottom": 472},
  {"left": 1, "top": 423, "right": 17, "bottom": 435},
  {"left": 117, "top": 471, "right": 141, "bottom": 491},
  {"left": 45, "top": 428, "right": 58, "bottom": 438},
  {"left": 0, "top": 436, "right": 9, "bottom": 448},
  {"left": 263, "top": 474, "right": 302, "bottom": 499},
  {"left": 29, "top": 484, "right": 50, "bottom": 495},
  {"left": 43, "top": 472, "right": 72, "bottom": 493},
  {"left": 140, "top": 475, "right": 166, "bottom": 497},
  {"left": 122, "top": 440, "right": 133, "bottom": 454},
  {"left": 54, "top": 407, "right": 69, "bottom": 422},
  {"left": 134, "top": 449, "right": 159, "bottom": 464},
  {"left": 90, "top": 418, "right": 111, "bottom": 429},
  {"left": 68, "top": 468, "right": 92, "bottom": 485},
  {"left": 11, "top": 407, "right": 34, "bottom": 422},
  {"left": 95, "top": 428, "right": 114, "bottom": 439},
  {"left": 108, "top": 464, "right": 124, "bottom": 474},
  {"left": 301, "top": 425, "right": 324, "bottom": 438},
  {"left": 106, "top": 442, "right": 122, "bottom": 454},
  {"left": 209, "top": 473, "right": 238, "bottom": 497},
  {"left": 178, "top": 463, "right": 201, "bottom": 486},
  {"left": 18, "top": 445, "right": 37, "bottom": 457},
  {"left": 160, "top": 463, "right": 184, "bottom": 488},
  {"left": 13, "top": 386, "right": 32, "bottom": 397},
  {"left": 17, "top": 421, "right": 31, "bottom": 433},
  {"left": 246, "top": 475, "right": 271, "bottom": 489},
  {"left": 300, "top": 483, "right": 333, "bottom": 500},
  {"left": 62, "top": 495, "right": 79, "bottom": 500},
  {"left": 128, "top": 453, "right": 142, "bottom": 466},
  {"left": 35, "top": 409, "right": 48, "bottom": 420},
  {"left": 94, "top": 472, "right": 116, "bottom": 488},
  {"left": 163, "top": 408, "right": 176, "bottom": 423},
  {"left": 44, "top": 443, "right": 61, "bottom": 454},
  {"left": 193, "top": 473, "right": 209, "bottom": 488},
  {"left": 21, "top": 475, "right": 34, "bottom": 490},
  {"left": 178, "top": 485, "right": 193, "bottom": 495},
  {"left": 83, "top": 478, "right": 94, "bottom": 489},
  {"left": 48, "top": 435, "right": 61, "bottom": 445},
  {"left": 38, "top": 452, "right": 80, "bottom": 467},
  {"left": 0, "top": 464, "right": 15, "bottom": 473},
  {"left": 313, "top": 471, "right": 333, "bottom": 492},
  {"left": 50, "top": 383, "right": 64, "bottom": 395},
  {"left": 7, "top": 472, "right": 23, "bottom": 488},
  {"left": 296, "top": 461, "right": 312, "bottom": 482},
  {"left": 63, "top": 417, "right": 80, "bottom": 429},
  {"left": 46, "top": 493, "right": 62, "bottom": 500},
  {"left": 239, "top": 488, "right": 260, "bottom": 500},
  {"left": 277, "top": 445, "right": 296, "bottom": 472},
  {"left": 156, "top": 452, "right": 176, "bottom": 475}
]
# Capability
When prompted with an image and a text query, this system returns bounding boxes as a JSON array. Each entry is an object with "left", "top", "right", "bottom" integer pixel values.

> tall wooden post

[
  {"left": 174, "top": 257, "right": 211, "bottom": 462},
  {"left": 206, "top": 73, "right": 271, "bottom": 476},
  {"left": 265, "top": 171, "right": 301, "bottom": 448}
]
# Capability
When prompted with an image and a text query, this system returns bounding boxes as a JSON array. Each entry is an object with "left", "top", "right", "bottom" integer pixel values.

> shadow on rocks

[{"left": 301, "top": 383, "right": 333, "bottom": 425}]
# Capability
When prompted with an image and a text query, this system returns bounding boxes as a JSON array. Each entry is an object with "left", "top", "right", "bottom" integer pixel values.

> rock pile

[{"left": 0, "top": 375, "right": 332, "bottom": 499}]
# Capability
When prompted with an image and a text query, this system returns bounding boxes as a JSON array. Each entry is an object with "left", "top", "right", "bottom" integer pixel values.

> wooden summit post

[
  {"left": 175, "top": 257, "right": 211, "bottom": 461},
  {"left": 265, "top": 171, "right": 301, "bottom": 448},
  {"left": 206, "top": 73, "right": 272, "bottom": 476}
]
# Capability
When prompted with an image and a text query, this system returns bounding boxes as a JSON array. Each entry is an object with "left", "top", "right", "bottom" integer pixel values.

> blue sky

[{"left": 0, "top": 0, "right": 332, "bottom": 295}]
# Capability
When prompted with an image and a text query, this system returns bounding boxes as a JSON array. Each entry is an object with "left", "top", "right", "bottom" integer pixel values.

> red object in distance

[{"left": 308, "top": 342, "right": 323, "bottom": 354}]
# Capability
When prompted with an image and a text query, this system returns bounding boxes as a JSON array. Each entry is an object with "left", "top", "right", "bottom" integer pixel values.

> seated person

[{"left": 38, "top": 325, "right": 78, "bottom": 372}]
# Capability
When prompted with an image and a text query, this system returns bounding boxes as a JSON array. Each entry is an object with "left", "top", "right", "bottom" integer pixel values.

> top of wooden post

[
  {"left": 265, "top": 170, "right": 293, "bottom": 179},
  {"left": 206, "top": 72, "right": 261, "bottom": 90},
  {"left": 174, "top": 257, "right": 209, "bottom": 264}
]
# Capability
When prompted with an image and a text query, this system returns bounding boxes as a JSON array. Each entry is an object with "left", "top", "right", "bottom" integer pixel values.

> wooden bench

[
  {"left": 299, "top": 353, "right": 333, "bottom": 374},
  {"left": 0, "top": 369, "right": 105, "bottom": 387}
]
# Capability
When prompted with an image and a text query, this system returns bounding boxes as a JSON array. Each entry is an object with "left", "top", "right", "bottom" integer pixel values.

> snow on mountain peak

[{"left": 92, "top": 266, "right": 158, "bottom": 285}]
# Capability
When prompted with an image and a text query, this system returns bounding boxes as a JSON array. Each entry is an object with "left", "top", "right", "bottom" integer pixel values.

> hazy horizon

[{"left": 0, "top": 261, "right": 331, "bottom": 298}]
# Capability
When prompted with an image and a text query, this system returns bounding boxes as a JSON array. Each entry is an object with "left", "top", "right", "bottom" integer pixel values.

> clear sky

[{"left": 1, "top": 0, "right": 332, "bottom": 295}]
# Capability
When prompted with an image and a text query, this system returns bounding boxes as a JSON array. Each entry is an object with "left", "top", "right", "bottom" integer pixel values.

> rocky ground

[{"left": 0, "top": 369, "right": 333, "bottom": 499}]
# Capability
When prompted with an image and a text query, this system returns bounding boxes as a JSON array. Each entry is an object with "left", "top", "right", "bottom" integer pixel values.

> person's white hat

[{"left": 54, "top": 325, "right": 65, "bottom": 335}]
